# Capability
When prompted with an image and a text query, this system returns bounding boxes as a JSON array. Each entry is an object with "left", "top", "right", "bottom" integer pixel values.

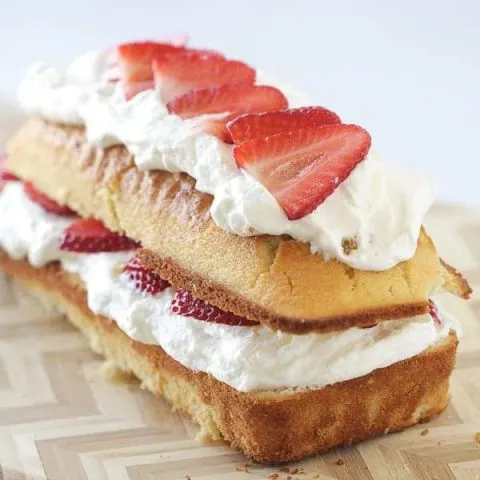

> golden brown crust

[
  {"left": 0, "top": 250, "right": 458, "bottom": 464},
  {"left": 137, "top": 248, "right": 430, "bottom": 333},
  {"left": 440, "top": 258, "right": 473, "bottom": 299},
  {"left": 6, "top": 117, "right": 467, "bottom": 334}
]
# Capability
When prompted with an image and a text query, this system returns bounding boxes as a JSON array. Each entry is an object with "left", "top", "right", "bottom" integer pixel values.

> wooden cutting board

[{"left": 0, "top": 204, "right": 479, "bottom": 480}]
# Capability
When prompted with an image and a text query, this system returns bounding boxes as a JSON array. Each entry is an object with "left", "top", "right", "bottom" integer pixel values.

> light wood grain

[{"left": 0, "top": 205, "right": 479, "bottom": 480}]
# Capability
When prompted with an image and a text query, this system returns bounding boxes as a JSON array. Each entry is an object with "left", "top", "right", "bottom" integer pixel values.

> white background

[{"left": 1, "top": 0, "right": 479, "bottom": 208}]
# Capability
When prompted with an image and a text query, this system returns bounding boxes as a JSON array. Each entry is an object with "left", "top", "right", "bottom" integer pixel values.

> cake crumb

[
  {"left": 421, "top": 428, "right": 429, "bottom": 436},
  {"left": 335, "top": 459, "right": 345, "bottom": 466},
  {"left": 236, "top": 462, "right": 252, "bottom": 473},
  {"left": 280, "top": 467, "right": 290, "bottom": 473},
  {"left": 474, "top": 432, "right": 480, "bottom": 446},
  {"left": 185, "top": 476, "right": 191, "bottom": 480},
  {"left": 267, "top": 474, "right": 279, "bottom": 480},
  {"left": 342, "top": 237, "right": 358, "bottom": 255}
]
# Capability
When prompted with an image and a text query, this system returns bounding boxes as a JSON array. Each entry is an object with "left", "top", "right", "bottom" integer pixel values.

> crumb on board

[
  {"left": 236, "top": 462, "right": 252, "bottom": 473},
  {"left": 268, "top": 466, "right": 307, "bottom": 478},
  {"left": 421, "top": 428, "right": 429, "bottom": 436},
  {"left": 335, "top": 459, "right": 345, "bottom": 466},
  {"left": 475, "top": 432, "right": 480, "bottom": 446},
  {"left": 185, "top": 476, "right": 191, "bottom": 480}
]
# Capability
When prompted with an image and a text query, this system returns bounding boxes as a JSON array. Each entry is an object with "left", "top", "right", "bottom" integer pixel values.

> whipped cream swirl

[
  {"left": 17, "top": 50, "right": 436, "bottom": 270},
  {"left": 0, "top": 182, "right": 456, "bottom": 392}
]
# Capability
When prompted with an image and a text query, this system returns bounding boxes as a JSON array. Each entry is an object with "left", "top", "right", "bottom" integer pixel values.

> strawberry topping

[
  {"left": 24, "top": 182, "right": 76, "bottom": 216},
  {"left": 227, "top": 106, "right": 341, "bottom": 144},
  {"left": 118, "top": 41, "right": 187, "bottom": 99},
  {"left": 0, "top": 154, "right": 19, "bottom": 183},
  {"left": 123, "top": 257, "right": 170, "bottom": 295},
  {"left": 153, "top": 52, "right": 255, "bottom": 103},
  {"left": 429, "top": 300, "right": 442, "bottom": 326},
  {"left": 60, "top": 218, "right": 140, "bottom": 253},
  {"left": 234, "top": 124, "right": 371, "bottom": 220},
  {"left": 1, "top": 171, "right": 18, "bottom": 181},
  {"left": 167, "top": 84, "right": 288, "bottom": 142},
  {"left": 171, "top": 289, "right": 258, "bottom": 326}
]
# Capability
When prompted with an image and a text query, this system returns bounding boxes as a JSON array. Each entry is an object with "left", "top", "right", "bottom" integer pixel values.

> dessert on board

[{"left": 0, "top": 39, "right": 471, "bottom": 463}]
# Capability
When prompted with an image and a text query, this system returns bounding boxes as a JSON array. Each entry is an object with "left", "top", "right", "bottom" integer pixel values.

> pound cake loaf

[{"left": 0, "top": 38, "right": 472, "bottom": 463}]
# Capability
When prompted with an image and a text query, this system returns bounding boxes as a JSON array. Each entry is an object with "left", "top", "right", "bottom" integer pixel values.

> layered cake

[{"left": 0, "top": 39, "right": 472, "bottom": 463}]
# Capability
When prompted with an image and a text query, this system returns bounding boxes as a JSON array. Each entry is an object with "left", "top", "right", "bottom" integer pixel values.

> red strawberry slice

[
  {"left": 0, "top": 154, "right": 18, "bottom": 183},
  {"left": 167, "top": 84, "right": 288, "bottom": 142},
  {"left": 171, "top": 289, "right": 258, "bottom": 326},
  {"left": 118, "top": 41, "right": 187, "bottom": 99},
  {"left": 60, "top": 218, "right": 140, "bottom": 253},
  {"left": 1, "top": 171, "right": 18, "bottom": 181},
  {"left": 234, "top": 124, "right": 371, "bottom": 220},
  {"left": 123, "top": 257, "right": 170, "bottom": 295},
  {"left": 24, "top": 182, "right": 76, "bottom": 216},
  {"left": 227, "top": 106, "right": 341, "bottom": 144},
  {"left": 429, "top": 300, "right": 441, "bottom": 326},
  {"left": 153, "top": 52, "right": 255, "bottom": 103}
]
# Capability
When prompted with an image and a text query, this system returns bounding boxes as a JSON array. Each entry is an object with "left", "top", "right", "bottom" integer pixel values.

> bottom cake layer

[{"left": 0, "top": 250, "right": 458, "bottom": 464}]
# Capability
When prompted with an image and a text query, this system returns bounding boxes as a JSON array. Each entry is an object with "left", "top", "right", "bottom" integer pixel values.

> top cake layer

[
  {"left": 6, "top": 118, "right": 471, "bottom": 333},
  {"left": 17, "top": 45, "right": 435, "bottom": 271}
]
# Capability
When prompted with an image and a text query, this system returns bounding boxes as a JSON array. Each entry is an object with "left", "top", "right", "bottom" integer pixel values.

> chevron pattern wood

[{"left": 0, "top": 205, "right": 479, "bottom": 480}]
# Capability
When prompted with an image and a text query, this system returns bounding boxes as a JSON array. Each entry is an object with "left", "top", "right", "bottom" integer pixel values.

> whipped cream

[
  {"left": 17, "top": 49, "right": 436, "bottom": 270},
  {"left": 0, "top": 182, "right": 456, "bottom": 391},
  {"left": 18, "top": 51, "right": 117, "bottom": 125},
  {"left": 0, "top": 182, "right": 74, "bottom": 266}
]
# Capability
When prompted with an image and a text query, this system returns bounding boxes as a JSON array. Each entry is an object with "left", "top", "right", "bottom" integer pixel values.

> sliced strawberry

[
  {"left": 234, "top": 124, "right": 371, "bottom": 220},
  {"left": 0, "top": 154, "right": 18, "bottom": 182},
  {"left": 1, "top": 171, "right": 18, "bottom": 182},
  {"left": 191, "top": 113, "right": 233, "bottom": 142},
  {"left": 429, "top": 300, "right": 441, "bottom": 326},
  {"left": 227, "top": 106, "right": 341, "bottom": 144},
  {"left": 118, "top": 41, "right": 187, "bottom": 99},
  {"left": 60, "top": 218, "right": 139, "bottom": 253},
  {"left": 23, "top": 182, "right": 76, "bottom": 216},
  {"left": 153, "top": 52, "right": 255, "bottom": 103},
  {"left": 123, "top": 257, "right": 170, "bottom": 295},
  {"left": 168, "top": 84, "right": 288, "bottom": 142},
  {"left": 171, "top": 289, "right": 258, "bottom": 326},
  {"left": 179, "top": 48, "right": 224, "bottom": 59}
]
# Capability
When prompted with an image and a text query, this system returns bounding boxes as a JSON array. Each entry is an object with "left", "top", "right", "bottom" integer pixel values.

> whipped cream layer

[
  {"left": 17, "top": 50, "right": 436, "bottom": 271},
  {"left": 0, "top": 182, "right": 456, "bottom": 392}
]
